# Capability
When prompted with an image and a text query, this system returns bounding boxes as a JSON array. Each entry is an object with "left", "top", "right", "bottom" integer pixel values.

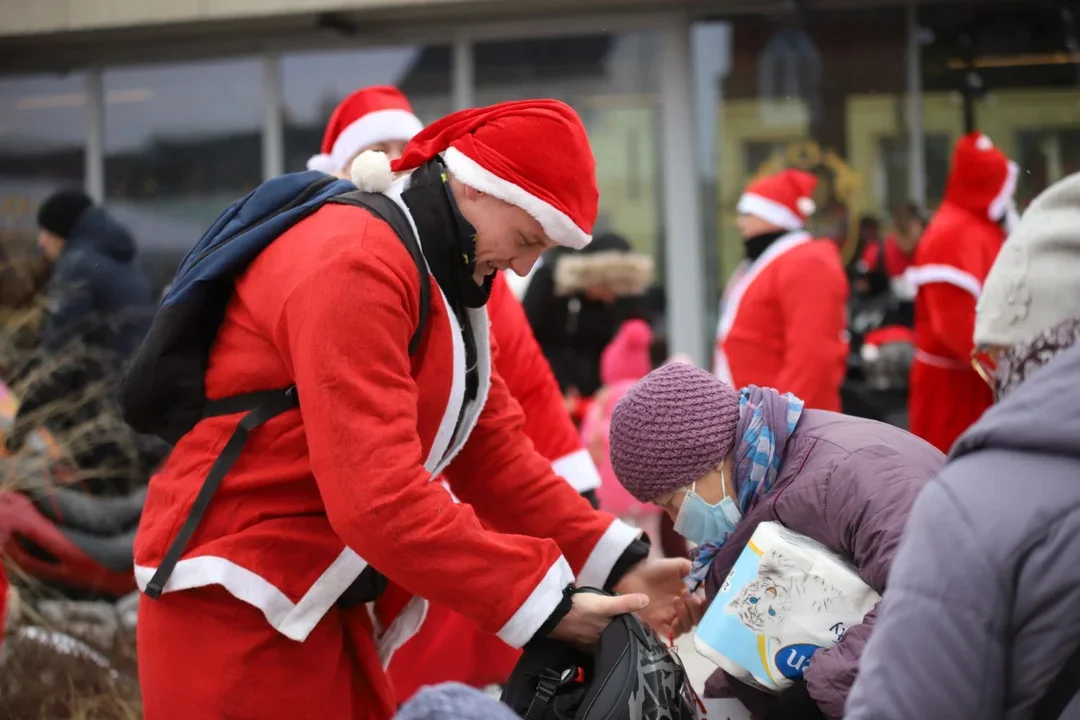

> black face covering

[
  {"left": 743, "top": 230, "right": 787, "bottom": 262},
  {"left": 401, "top": 158, "right": 491, "bottom": 404}
]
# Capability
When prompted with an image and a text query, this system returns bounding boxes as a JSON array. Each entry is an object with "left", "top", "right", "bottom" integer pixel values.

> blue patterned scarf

[{"left": 684, "top": 385, "right": 804, "bottom": 591}]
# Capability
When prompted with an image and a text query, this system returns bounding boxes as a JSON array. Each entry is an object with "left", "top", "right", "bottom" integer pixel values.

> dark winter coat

[
  {"left": 845, "top": 340, "right": 1080, "bottom": 720},
  {"left": 702, "top": 410, "right": 945, "bottom": 719}
]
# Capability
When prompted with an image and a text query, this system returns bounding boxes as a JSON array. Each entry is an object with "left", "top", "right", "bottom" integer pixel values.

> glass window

[
  {"left": 920, "top": 2, "right": 1080, "bottom": 211},
  {"left": 472, "top": 33, "right": 663, "bottom": 278},
  {"left": 0, "top": 73, "right": 86, "bottom": 251},
  {"left": 281, "top": 46, "right": 453, "bottom": 173},
  {"left": 693, "top": 7, "right": 911, "bottom": 301},
  {"left": 103, "top": 58, "right": 263, "bottom": 294}
]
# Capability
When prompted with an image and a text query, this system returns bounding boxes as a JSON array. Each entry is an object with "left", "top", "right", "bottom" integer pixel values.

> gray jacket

[{"left": 845, "top": 341, "right": 1080, "bottom": 720}]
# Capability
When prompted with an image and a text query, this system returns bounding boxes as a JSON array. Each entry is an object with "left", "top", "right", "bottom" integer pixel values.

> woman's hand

[
  {"left": 670, "top": 588, "right": 708, "bottom": 638},
  {"left": 612, "top": 557, "right": 691, "bottom": 636}
]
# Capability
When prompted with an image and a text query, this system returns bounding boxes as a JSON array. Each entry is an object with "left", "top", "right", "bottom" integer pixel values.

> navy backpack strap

[{"left": 1033, "top": 643, "right": 1080, "bottom": 720}]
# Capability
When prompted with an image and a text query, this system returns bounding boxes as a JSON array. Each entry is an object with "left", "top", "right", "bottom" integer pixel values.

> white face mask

[{"left": 672, "top": 472, "right": 742, "bottom": 546}]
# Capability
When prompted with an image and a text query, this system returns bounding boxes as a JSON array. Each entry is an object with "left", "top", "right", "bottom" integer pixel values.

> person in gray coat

[
  {"left": 846, "top": 171, "right": 1080, "bottom": 720},
  {"left": 607, "top": 362, "right": 945, "bottom": 719}
]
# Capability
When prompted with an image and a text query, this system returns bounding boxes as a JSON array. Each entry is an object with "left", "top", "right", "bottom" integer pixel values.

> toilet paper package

[{"left": 692, "top": 522, "right": 881, "bottom": 694}]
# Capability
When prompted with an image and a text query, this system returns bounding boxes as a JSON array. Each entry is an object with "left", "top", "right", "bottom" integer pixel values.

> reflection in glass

[
  {"left": 103, "top": 58, "right": 263, "bottom": 293},
  {"left": 0, "top": 73, "right": 86, "bottom": 250}
]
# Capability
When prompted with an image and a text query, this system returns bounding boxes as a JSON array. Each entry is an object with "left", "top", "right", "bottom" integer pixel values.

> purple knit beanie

[{"left": 609, "top": 362, "right": 741, "bottom": 502}]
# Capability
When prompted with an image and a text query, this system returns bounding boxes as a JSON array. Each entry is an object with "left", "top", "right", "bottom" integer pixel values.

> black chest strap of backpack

[{"left": 144, "top": 192, "right": 428, "bottom": 602}]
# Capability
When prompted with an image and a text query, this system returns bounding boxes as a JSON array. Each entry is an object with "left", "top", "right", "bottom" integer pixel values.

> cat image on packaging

[{"left": 692, "top": 522, "right": 881, "bottom": 694}]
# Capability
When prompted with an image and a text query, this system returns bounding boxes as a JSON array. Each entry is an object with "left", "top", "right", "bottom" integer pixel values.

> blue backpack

[{"left": 120, "top": 170, "right": 430, "bottom": 600}]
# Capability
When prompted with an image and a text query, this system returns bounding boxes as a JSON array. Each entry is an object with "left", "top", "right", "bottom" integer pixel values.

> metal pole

[
  {"left": 452, "top": 33, "right": 474, "bottom": 111},
  {"left": 262, "top": 54, "right": 284, "bottom": 180},
  {"left": 659, "top": 14, "right": 708, "bottom": 366},
  {"left": 905, "top": 3, "right": 926, "bottom": 206},
  {"left": 85, "top": 69, "right": 105, "bottom": 203}
]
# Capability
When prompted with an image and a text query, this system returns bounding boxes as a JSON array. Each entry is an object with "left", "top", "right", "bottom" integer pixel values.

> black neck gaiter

[{"left": 744, "top": 230, "right": 787, "bottom": 263}]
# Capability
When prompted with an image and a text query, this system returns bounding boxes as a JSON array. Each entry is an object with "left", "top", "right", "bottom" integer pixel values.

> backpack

[{"left": 119, "top": 170, "right": 431, "bottom": 601}]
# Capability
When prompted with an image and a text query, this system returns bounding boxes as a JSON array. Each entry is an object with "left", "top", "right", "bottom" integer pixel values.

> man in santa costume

[
  {"left": 905, "top": 131, "right": 1017, "bottom": 453},
  {"left": 304, "top": 86, "right": 607, "bottom": 699},
  {"left": 713, "top": 168, "right": 848, "bottom": 410},
  {"left": 134, "top": 99, "right": 689, "bottom": 720}
]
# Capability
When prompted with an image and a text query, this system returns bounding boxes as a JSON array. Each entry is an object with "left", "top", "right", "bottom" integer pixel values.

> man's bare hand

[
  {"left": 612, "top": 557, "right": 692, "bottom": 637},
  {"left": 549, "top": 591, "right": 649, "bottom": 651}
]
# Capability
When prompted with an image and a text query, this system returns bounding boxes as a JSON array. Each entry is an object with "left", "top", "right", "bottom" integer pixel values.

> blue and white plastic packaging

[{"left": 693, "top": 522, "right": 881, "bottom": 693}]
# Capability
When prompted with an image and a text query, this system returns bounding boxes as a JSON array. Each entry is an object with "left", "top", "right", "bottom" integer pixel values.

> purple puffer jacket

[{"left": 702, "top": 410, "right": 945, "bottom": 719}]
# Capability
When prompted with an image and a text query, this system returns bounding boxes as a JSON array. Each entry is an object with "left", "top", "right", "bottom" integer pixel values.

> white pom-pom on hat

[
  {"left": 796, "top": 196, "right": 817, "bottom": 217},
  {"left": 350, "top": 150, "right": 393, "bottom": 193},
  {"left": 975, "top": 134, "right": 994, "bottom": 151}
]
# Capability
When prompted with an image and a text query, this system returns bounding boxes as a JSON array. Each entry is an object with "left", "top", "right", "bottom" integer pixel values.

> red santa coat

[
  {"left": 905, "top": 132, "right": 1014, "bottom": 454},
  {"left": 133, "top": 181, "right": 638, "bottom": 719},
  {"left": 713, "top": 232, "right": 848, "bottom": 410},
  {"left": 388, "top": 271, "right": 603, "bottom": 701},
  {"left": 905, "top": 203, "right": 1006, "bottom": 453}
]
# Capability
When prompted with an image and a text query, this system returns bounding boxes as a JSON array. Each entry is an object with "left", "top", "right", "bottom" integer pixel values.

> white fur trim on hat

[
  {"left": 350, "top": 150, "right": 394, "bottom": 193},
  {"left": 988, "top": 160, "right": 1019, "bottom": 223},
  {"left": 736, "top": 192, "right": 805, "bottom": 231},
  {"left": 306, "top": 153, "right": 340, "bottom": 174},
  {"left": 329, "top": 108, "right": 423, "bottom": 174},
  {"left": 441, "top": 146, "right": 592, "bottom": 250}
]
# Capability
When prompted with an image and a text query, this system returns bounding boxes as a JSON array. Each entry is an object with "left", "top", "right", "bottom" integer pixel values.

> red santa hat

[
  {"left": 943, "top": 131, "right": 1019, "bottom": 224},
  {"left": 736, "top": 169, "right": 819, "bottom": 231},
  {"left": 350, "top": 99, "right": 597, "bottom": 249},
  {"left": 306, "top": 85, "right": 424, "bottom": 175}
]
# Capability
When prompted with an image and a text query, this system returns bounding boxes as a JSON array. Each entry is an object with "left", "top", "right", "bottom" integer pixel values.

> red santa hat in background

[
  {"left": 736, "top": 168, "right": 819, "bottom": 232},
  {"left": 944, "top": 131, "right": 1020, "bottom": 229},
  {"left": 306, "top": 85, "right": 424, "bottom": 175},
  {"left": 350, "top": 98, "right": 597, "bottom": 249}
]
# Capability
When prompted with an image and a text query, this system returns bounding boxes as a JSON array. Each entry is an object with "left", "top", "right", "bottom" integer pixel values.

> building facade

[{"left": 1, "top": 0, "right": 1078, "bottom": 365}]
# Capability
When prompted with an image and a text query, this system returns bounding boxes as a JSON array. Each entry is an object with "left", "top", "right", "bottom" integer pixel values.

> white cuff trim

[
  {"left": 442, "top": 146, "right": 592, "bottom": 250},
  {"left": 904, "top": 264, "right": 983, "bottom": 299},
  {"left": 735, "top": 192, "right": 805, "bottom": 232},
  {"left": 552, "top": 448, "right": 602, "bottom": 493},
  {"left": 577, "top": 518, "right": 643, "bottom": 590},
  {"left": 497, "top": 556, "right": 574, "bottom": 648}
]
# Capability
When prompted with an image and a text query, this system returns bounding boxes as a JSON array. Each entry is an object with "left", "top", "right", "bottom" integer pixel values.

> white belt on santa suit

[{"left": 914, "top": 349, "right": 969, "bottom": 371}]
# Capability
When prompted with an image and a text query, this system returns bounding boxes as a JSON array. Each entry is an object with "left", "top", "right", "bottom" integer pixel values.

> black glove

[{"left": 764, "top": 682, "right": 826, "bottom": 720}]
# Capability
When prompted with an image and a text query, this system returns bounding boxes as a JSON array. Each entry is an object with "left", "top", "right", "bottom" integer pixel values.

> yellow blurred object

[{"left": 0, "top": 379, "right": 62, "bottom": 462}]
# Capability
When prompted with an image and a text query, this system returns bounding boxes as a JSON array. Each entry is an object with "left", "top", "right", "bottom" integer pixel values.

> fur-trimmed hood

[{"left": 553, "top": 250, "right": 654, "bottom": 297}]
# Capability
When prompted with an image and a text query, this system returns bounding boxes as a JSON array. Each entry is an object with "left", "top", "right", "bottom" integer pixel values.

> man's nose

[{"left": 510, "top": 247, "right": 544, "bottom": 277}]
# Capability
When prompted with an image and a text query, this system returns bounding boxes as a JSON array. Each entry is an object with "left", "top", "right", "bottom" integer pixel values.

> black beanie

[{"left": 37, "top": 189, "right": 93, "bottom": 239}]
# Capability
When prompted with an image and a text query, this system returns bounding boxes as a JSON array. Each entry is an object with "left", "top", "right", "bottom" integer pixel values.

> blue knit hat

[{"left": 395, "top": 683, "right": 518, "bottom": 720}]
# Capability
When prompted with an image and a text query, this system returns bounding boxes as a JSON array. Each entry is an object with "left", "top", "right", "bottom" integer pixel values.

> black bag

[{"left": 119, "top": 171, "right": 430, "bottom": 603}]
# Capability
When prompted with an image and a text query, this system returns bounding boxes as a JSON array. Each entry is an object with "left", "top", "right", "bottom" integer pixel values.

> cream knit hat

[{"left": 975, "top": 171, "right": 1080, "bottom": 349}]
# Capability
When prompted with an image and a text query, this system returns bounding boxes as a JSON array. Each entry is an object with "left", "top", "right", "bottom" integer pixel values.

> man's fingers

[{"left": 602, "top": 592, "right": 649, "bottom": 616}]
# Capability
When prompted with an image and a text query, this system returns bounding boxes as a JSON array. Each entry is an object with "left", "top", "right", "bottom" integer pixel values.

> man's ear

[{"left": 462, "top": 184, "right": 484, "bottom": 202}]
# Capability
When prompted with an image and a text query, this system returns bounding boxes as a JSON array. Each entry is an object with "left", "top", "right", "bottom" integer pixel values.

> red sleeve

[
  {"left": 487, "top": 273, "right": 601, "bottom": 493},
  {"left": 443, "top": 335, "right": 641, "bottom": 607},
  {"left": 274, "top": 224, "right": 593, "bottom": 648},
  {"left": 922, "top": 283, "right": 977, "bottom": 359},
  {"left": 861, "top": 241, "right": 880, "bottom": 271},
  {"left": 774, "top": 245, "right": 849, "bottom": 409}
]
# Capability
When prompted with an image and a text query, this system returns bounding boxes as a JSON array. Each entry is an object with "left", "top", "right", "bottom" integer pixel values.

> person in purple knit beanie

[{"left": 608, "top": 362, "right": 946, "bottom": 720}]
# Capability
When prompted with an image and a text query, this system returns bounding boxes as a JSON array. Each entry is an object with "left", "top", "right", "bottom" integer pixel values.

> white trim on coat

[
  {"left": 133, "top": 547, "right": 369, "bottom": 642},
  {"left": 372, "top": 595, "right": 430, "bottom": 668},
  {"left": 497, "top": 556, "right": 575, "bottom": 648},
  {"left": 576, "top": 519, "right": 644, "bottom": 590},
  {"left": 442, "top": 147, "right": 592, "bottom": 250},
  {"left": 988, "top": 160, "right": 1019, "bottom": 223},
  {"left": 713, "top": 231, "right": 812, "bottom": 384},
  {"left": 552, "top": 448, "right": 603, "bottom": 493},
  {"left": 306, "top": 109, "right": 423, "bottom": 174},
  {"left": 735, "top": 193, "right": 805, "bottom": 232},
  {"left": 904, "top": 264, "right": 983, "bottom": 299}
]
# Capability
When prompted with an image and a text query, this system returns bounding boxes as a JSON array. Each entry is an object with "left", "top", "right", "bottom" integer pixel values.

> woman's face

[{"left": 652, "top": 454, "right": 735, "bottom": 521}]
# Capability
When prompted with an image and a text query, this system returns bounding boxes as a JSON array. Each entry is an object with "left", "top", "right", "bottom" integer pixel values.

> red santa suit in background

[
  {"left": 905, "top": 131, "right": 1016, "bottom": 453},
  {"left": 713, "top": 169, "right": 849, "bottom": 410},
  {"left": 134, "top": 102, "right": 642, "bottom": 720},
  {"left": 302, "top": 87, "right": 606, "bottom": 702}
]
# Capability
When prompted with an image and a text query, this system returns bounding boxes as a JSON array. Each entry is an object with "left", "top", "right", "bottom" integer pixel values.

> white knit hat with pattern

[{"left": 975, "top": 171, "right": 1080, "bottom": 348}]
